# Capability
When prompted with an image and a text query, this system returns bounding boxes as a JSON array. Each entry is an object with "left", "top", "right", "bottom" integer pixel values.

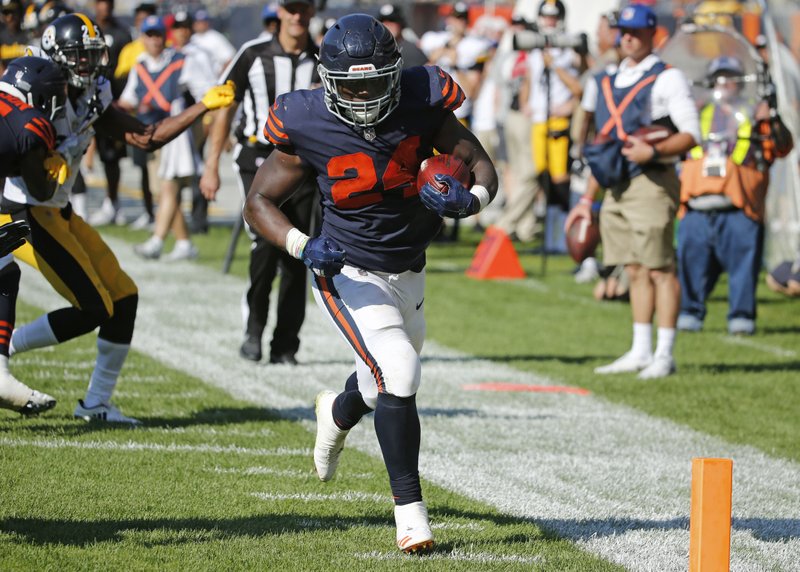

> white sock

[
  {"left": 71, "top": 194, "right": 88, "bottom": 220},
  {"left": 654, "top": 327, "right": 676, "bottom": 359},
  {"left": 10, "top": 315, "right": 58, "bottom": 356},
  {"left": 0, "top": 355, "right": 34, "bottom": 410},
  {"left": 174, "top": 239, "right": 191, "bottom": 249},
  {"left": 631, "top": 322, "right": 653, "bottom": 358},
  {"left": 83, "top": 338, "right": 130, "bottom": 408}
]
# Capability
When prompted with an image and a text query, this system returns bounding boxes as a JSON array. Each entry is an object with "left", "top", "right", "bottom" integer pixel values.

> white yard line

[
  {"left": 18, "top": 237, "right": 800, "bottom": 572},
  {"left": 720, "top": 334, "right": 798, "bottom": 358}
]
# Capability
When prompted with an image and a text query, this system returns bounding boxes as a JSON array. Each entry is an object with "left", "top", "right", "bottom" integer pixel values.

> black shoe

[
  {"left": 240, "top": 336, "right": 262, "bottom": 362},
  {"left": 269, "top": 352, "right": 298, "bottom": 365}
]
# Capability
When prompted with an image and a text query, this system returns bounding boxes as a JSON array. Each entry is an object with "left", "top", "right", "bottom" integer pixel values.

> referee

[{"left": 200, "top": 0, "right": 319, "bottom": 365}]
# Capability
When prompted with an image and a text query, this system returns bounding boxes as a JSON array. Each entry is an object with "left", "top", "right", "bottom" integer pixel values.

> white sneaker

[
  {"left": 73, "top": 399, "right": 140, "bottom": 424},
  {"left": 395, "top": 501, "right": 434, "bottom": 554},
  {"left": 129, "top": 212, "right": 154, "bottom": 231},
  {"left": 313, "top": 390, "right": 348, "bottom": 481},
  {"left": 163, "top": 241, "right": 199, "bottom": 261},
  {"left": 87, "top": 198, "right": 117, "bottom": 226},
  {"left": 594, "top": 351, "right": 653, "bottom": 374},
  {"left": 574, "top": 257, "right": 600, "bottom": 284},
  {"left": 114, "top": 209, "right": 127, "bottom": 226},
  {"left": 134, "top": 237, "right": 162, "bottom": 260},
  {"left": 19, "top": 390, "right": 57, "bottom": 415},
  {"left": 637, "top": 355, "right": 676, "bottom": 380}
]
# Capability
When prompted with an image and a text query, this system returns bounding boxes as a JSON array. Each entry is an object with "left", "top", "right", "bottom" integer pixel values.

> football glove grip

[
  {"left": 419, "top": 174, "right": 479, "bottom": 219},
  {"left": 0, "top": 220, "right": 30, "bottom": 258},
  {"left": 302, "top": 236, "right": 346, "bottom": 277},
  {"left": 201, "top": 80, "right": 236, "bottom": 110}
]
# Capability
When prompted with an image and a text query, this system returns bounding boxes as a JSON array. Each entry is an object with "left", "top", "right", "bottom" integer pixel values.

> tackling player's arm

[
  {"left": 93, "top": 81, "right": 235, "bottom": 151},
  {"left": 19, "top": 145, "right": 57, "bottom": 202}
]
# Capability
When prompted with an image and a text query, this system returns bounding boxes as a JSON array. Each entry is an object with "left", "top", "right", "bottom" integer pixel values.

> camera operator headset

[{"left": 516, "top": 0, "right": 584, "bottom": 214}]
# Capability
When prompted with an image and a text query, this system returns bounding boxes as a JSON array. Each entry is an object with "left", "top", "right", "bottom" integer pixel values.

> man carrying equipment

[
  {"left": 245, "top": 14, "right": 497, "bottom": 553},
  {"left": 2, "top": 13, "right": 234, "bottom": 423}
]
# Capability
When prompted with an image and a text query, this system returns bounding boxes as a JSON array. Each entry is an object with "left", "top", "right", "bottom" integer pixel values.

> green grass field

[{"left": 1, "top": 223, "right": 797, "bottom": 570}]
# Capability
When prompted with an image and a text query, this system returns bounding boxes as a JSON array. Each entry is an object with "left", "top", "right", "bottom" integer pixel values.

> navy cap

[
  {"left": 261, "top": 4, "right": 278, "bottom": 20},
  {"left": 278, "top": 0, "right": 314, "bottom": 7},
  {"left": 615, "top": 4, "right": 656, "bottom": 29},
  {"left": 141, "top": 15, "right": 166, "bottom": 34},
  {"left": 194, "top": 9, "right": 210, "bottom": 22},
  {"left": 173, "top": 10, "right": 193, "bottom": 27}
]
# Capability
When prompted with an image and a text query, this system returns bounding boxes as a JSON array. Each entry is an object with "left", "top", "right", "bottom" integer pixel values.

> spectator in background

[
  {"left": 260, "top": 5, "right": 280, "bottom": 39},
  {"left": 191, "top": 8, "right": 235, "bottom": 77},
  {"left": 116, "top": 2, "right": 158, "bottom": 231},
  {"left": 0, "top": 0, "right": 28, "bottom": 76},
  {"left": 122, "top": 15, "right": 214, "bottom": 261},
  {"left": 87, "top": 0, "right": 132, "bottom": 227},
  {"left": 377, "top": 4, "right": 427, "bottom": 69},
  {"left": 766, "top": 256, "right": 800, "bottom": 297},
  {"left": 677, "top": 56, "right": 793, "bottom": 335},
  {"left": 576, "top": 4, "right": 699, "bottom": 379}
]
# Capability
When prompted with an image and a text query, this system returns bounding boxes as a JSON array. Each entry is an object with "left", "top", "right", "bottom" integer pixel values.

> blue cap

[
  {"left": 140, "top": 15, "right": 166, "bottom": 34},
  {"left": 262, "top": 4, "right": 279, "bottom": 20},
  {"left": 194, "top": 9, "right": 210, "bottom": 22},
  {"left": 615, "top": 5, "right": 656, "bottom": 29},
  {"left": 708, "top": 55, "right": 744, "bottom": 77}
]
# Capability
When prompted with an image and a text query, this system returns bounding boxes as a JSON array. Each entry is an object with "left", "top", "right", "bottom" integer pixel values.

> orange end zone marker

[
  {"left": 689, "top": 458, "right": 733, "bottom": 572},
  {"left": 466, "top": 226, "right": 526, "bottom": 280}
]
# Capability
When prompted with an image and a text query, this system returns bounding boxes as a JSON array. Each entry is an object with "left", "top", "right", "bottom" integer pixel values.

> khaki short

[{"left": 600, "top": 168, "right": 680, "bottom": 269}]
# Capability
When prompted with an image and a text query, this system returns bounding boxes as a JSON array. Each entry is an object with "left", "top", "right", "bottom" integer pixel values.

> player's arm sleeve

[
  {"left": 18, "top": 125, "right": 57, "bottom": 201},
  {"left": 427, "top": 65, "right": 466, "bottom": 113},
  {"left": 263, "top": 96, "right": 293, "bottom": 149}
]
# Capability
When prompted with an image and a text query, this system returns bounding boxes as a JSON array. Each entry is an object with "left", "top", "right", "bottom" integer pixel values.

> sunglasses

[{"left": 144, "top": 30, "right": 164, "bottom": 37}]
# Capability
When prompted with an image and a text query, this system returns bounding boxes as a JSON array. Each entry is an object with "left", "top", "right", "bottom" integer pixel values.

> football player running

[
  {"left": 0, "top": 14, "right": 234, "bottom": 423},
  {"left": 0, "top": 56, "right": 65, "bottom": 415},
  {"left": 245, "top": 14, "right": 497, "bottom": 553}
]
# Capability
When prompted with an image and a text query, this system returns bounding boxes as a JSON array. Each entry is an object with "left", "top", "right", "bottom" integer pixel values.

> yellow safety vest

[{"left": 689, "top": 102, "right": 752, "bottom": 165}]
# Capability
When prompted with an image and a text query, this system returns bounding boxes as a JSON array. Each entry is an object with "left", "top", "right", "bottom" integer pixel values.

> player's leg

[{"left": 0, "top": 256, "right": 56, "bottom": 414}]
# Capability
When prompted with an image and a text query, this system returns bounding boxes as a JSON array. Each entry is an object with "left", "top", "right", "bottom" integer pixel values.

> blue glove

[
  {"left": 419, "top": 174, "right": 478, "bottom": 219},
  {"left": 302, "top": 236, "right": 346, "bottom": 277}
]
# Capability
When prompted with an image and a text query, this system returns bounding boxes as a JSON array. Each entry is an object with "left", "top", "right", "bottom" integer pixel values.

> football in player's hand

[
  {"left": 566, "top": 216, "right": 600, "bottom": 263},
  {"left": 417, "top": 154, "right": 471, "bottom": 194},
  {"left": 624, "top": 125, "right": 673, "bottom": 148}
]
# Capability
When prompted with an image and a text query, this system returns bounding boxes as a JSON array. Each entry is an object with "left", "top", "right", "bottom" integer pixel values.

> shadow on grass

[
  {"left": 695, "top": 361, "right": 800, "bottom": 374},
  {"left": 4, "top": 512, "right": 796, "bottom": 548}
]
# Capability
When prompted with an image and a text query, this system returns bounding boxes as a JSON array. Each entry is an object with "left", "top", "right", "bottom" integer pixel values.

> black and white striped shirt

[{"left": 220, "top": 37, "right": 319, "bottom": 147}]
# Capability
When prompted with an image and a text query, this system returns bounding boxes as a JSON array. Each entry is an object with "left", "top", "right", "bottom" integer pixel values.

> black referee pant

[{"left": 236, "top": 158, "right": 316, "bottom": 359}]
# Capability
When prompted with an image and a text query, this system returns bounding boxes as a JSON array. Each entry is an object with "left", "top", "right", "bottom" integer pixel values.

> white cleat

[
  {"left": 395, "top": 501, "right": 434, "bottom": 554},
  {"left": 19, "top": 390, "right": 57, "bottom": 416},
  {"left": 133, "top": 238, "right": 162, "bottom": 260},
  {"left": 73, "top": 399, "right": 140, "bottom": 424},
  {"left": 594, "top": 351, "right": 653, "bottom": 375},
  {"left": 87, "top": 199, "right": 117, "bottom": 227},
  {"left": 163, "top": 241, "right": 199, "bottom": 262},
  {"left": 129, "top": 213, "right": 155, "bottom": 231},
  {"left": 313, "top": 390, "right": 348, "bottom": 481},
  {"left": 637, "top": 355, "right": 676, "bottom": 380}
]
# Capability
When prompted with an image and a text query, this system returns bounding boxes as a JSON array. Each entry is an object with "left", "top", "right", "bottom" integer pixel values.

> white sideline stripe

[
  {"left": 211, "top": 466, "right": 306, "bottom": 478},
  {"left": 721, "top": 335, "right": 798, "bottom": 358},
  {"left": 18, "top": 237, "right": 800, "bottom": 572},
  {"left": 251, "top": 492, "right": 387, "bottom": 503},
  {"left": 355, "top": 550, "right": 543, "bottom": 564},
  {"left": 0, "top": 437, "right": 309, "bottom": 457}
]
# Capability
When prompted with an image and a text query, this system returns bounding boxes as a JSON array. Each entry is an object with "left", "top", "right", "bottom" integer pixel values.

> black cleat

[
  {"left": 239, "top": 336, "right": 262, "bottom": 362},
  {"left": 269, "top": 352, "right": 298, "bottom": 365}
]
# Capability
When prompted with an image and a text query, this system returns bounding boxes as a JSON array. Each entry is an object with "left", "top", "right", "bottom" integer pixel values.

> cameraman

[
  {"left": 677, "top": 56, "right": 793, "bottom": 335},
  {"left": 518, "top": 0, "right": 583, "bottom": 213}
]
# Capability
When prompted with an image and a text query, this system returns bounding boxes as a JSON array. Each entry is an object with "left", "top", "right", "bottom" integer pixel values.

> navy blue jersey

[
  {"left": 0, "top": 92, "right": 56, "bottom": 178},
  {"left": 265, "top": 65, "right": 465, "bottom": 273}
]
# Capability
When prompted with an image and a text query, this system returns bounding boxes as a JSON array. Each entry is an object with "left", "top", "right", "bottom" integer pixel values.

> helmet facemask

[{"left": 318, "top": 56, "right": 402, "bottom": 128}]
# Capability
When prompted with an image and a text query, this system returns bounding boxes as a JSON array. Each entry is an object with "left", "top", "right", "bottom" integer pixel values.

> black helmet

[
  {"left": 0, "top": 56, "right": 67, "bottom": 119},
  {"left": 318, "top": 14, "right": 402, "bottom": 128},
  {"left": 37, "top": 1, "right": 72, "bottom": 30},
  {"left": 40, "top": 13, "right": 108, "bottom": 88},
  {"left": 538, "top": 0, "right": 565, "bottom": 32}
]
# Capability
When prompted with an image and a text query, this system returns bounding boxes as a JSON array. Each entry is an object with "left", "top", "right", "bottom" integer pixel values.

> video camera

[{"left": 512, "top": 22, "right": 589, "bottom": 55}]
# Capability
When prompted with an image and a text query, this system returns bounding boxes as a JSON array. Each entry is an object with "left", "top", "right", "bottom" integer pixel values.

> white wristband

[
  {"left": 285, "top": 227, "right": 310, "bottom": 260},
  {"left": 469, "top": 185, "right": 491, "bottom": 212}
]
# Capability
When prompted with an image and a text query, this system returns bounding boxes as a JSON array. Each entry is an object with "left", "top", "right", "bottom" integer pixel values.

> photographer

[
  {"left": 677, "top": 56, "right": 793, "bottom": 335},
  {"left": 517, "top": 0, "right": 583, "bottom": 216}
]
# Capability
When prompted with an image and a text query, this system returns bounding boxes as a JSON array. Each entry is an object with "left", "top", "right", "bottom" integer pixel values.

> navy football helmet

[
  {"left": 40, "top": 13, "right": 108, "bottom": 88},
  {"left": 317, "top": 14, "right": 402, "bottom": 128},
  {"left": 0, "top": 56, "right": 67, "bottom": 119}
]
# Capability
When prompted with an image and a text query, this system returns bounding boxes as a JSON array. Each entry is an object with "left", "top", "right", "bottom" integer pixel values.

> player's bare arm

[
  {"left": 432, "top": 112, "right": 499, "bottom": 198},
  {"left": 243, "top": 148, "right": 311, "bottom": 248},
  {"left": 94, "top": 82, "right": 235, "bottom": 151}
]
